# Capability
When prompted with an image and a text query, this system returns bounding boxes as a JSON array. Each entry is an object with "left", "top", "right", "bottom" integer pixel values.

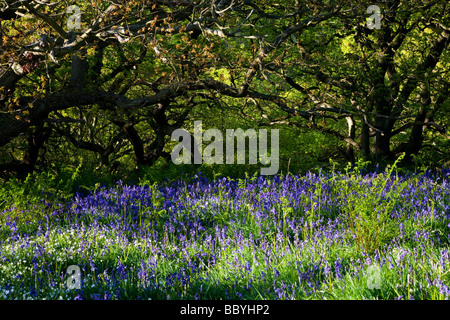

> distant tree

[{"left": 258, "top": 0, "right": 449, "bottom": 164}]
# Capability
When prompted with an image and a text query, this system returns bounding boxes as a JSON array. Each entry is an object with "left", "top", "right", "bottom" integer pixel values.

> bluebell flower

[
  {"left": 334, "top": 258, "right": 343, "bottom": 279},
  {"left": 323, "top": 262, "right": 331, "bottom": 278},
  {"left": 273, "top": 268, "right": 280, "bottom": 278},
  {"left": 274, "top": 287, "right": 283, "bottom": 299}
]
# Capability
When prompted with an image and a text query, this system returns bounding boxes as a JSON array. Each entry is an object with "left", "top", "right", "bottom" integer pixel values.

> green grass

[{"left": 0, "top": 162, "right": 449, "bottom": 300}]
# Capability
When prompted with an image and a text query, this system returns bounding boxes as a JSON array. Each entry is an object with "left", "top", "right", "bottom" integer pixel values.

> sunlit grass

[{"left": 0, "top": 166, "right": 449, "bottom": 300}]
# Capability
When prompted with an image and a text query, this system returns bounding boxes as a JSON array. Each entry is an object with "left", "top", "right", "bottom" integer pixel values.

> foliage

[
  {"left": 0, "top": 167, "right": 449, "bottom": 300},
  {"left": 0, "top": 0, "right": 448, "bottom": 180}
]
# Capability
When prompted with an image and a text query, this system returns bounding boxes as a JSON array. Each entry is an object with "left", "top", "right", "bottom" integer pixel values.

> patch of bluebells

[{"left": 0, "top": 168, "right": 449, "bottom": 299}]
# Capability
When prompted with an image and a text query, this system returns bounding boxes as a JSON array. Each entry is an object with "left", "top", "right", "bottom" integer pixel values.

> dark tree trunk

[
  {"left": 361, "top": 122, "right": 370, "bottom": 161},
  {"left": 345, "top": 116, "right": 355, "bottom": 163},
  {"left": 113, "top": 120, "right": 147, "bottom": 165},
  {"left": 0, "top": 125, "right": 51, "bottom": 179},
  {"left": 373, "top": 117, "right": 396, "bottom": 162},
  {"left": 70, "top": 56, "right": 89, "bottom": 90},
  {"left": 403, "top": 106, "right": 427, "bottom": 163},
  {"left": 22, "top": 126, "right": 51, "bottom": 175}
]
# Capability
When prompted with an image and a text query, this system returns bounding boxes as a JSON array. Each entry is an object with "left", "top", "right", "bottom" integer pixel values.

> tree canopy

[{"left": 0, "top": 0, "right": 448, "bottom": 179}]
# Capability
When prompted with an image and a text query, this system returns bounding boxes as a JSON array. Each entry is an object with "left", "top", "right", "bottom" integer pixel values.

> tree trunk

[
  {"left": 361, "top": 121, "right": 370, "bottom": 161},
  {"left": 70, "top": 56, "right": 89, "bottom": 90},
  {"left": 345, "top": 116, "right": 355, "bottom": 162},
  {"left": 373, "top": 117, "right": 395, "bottom": 162},
  {"left": 404, "top": 106, "right": 427, "bottom": 163}
]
